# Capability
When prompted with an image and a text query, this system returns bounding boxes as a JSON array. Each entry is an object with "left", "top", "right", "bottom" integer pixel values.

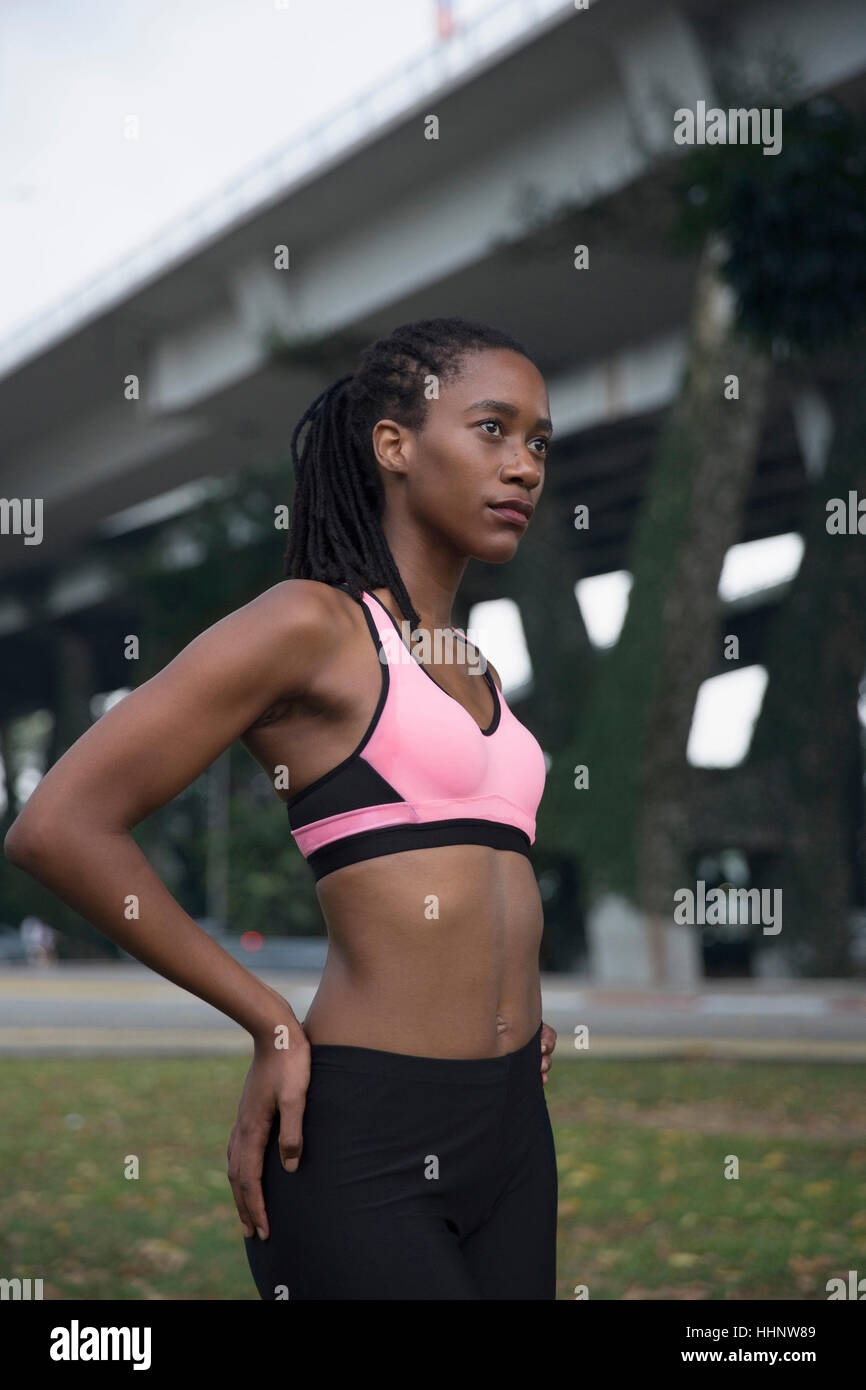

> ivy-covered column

[
  {"left": 746, "top": 361, "right": 866, "bottom": 975},
  {"left": 539, "top": 235, "right": 771, "bottom": 983}
]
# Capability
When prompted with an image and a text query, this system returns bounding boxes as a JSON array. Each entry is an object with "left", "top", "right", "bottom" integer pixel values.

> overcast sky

[{"left": 0, "top": 0, "right": 491, "bottom": 340}]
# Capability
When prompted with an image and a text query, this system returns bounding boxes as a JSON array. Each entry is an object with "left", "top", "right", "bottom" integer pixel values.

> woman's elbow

[{"left": 4, "top": 815, "right": 56, "bottom": 869}]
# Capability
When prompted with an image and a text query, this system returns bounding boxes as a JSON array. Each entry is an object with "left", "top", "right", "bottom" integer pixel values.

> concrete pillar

[{"left": 586, "top": 892, "right": 702, "bottom": 986}]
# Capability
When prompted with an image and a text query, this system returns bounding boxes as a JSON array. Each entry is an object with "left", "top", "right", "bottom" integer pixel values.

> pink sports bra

[{"left": 285, "top": 584, "right": 547, "bottom": 882}]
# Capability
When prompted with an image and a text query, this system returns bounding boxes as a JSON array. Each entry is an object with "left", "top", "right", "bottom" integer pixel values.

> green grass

[
  {"left": 548, "top": 1058, "right": 866, "bottom": 1300},
  {"left": 1, "top": 1055, "right": 863, "bottom": 1300}
]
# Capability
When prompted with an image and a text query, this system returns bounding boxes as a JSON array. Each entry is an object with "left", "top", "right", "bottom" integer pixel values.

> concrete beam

[{"left": 549, "top": 331, "right": 686, "bottom": 434}]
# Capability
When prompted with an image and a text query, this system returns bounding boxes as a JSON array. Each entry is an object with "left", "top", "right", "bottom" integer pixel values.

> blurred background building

[{"left": 2, "top": 0, "right": 866, "bottom": 984}]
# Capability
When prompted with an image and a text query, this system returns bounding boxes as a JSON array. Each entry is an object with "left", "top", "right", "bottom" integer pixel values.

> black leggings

[{"left": 244, "top": 1022, "right": 558, "bottom": 1300}]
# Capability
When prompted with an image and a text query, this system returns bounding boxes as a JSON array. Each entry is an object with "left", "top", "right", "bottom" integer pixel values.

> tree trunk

[
  {"left": 540, "top": 234, "right": 772, "bottom": 980},
  {"left": 746, "top": 357, "right": 866, "bottom": 975},
  {"left": 44, "top": 627, "right": 94, "bottom": 769},
  {"left": 0, "top": 720, "right": 20, "bottom": 833},
  {"left": 636, "top": 241, "right": 772, "bottom": 920},
  {"left": 502, "top": 476, "right": 596, "bottom": 753}
]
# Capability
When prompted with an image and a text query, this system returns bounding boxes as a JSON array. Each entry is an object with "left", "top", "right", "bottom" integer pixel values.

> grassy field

[{"left": 1, "top": 1053, "right": 864, "bottom": 1300}]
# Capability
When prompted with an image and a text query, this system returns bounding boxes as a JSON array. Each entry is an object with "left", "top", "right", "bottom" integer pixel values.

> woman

[{"left": 4, "top": 316, "right": 559, "bottom": 1300}]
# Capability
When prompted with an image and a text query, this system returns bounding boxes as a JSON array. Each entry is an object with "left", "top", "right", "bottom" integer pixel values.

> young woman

[{"left": 4, "top": 316, "right": 559, "bottom": 1300}]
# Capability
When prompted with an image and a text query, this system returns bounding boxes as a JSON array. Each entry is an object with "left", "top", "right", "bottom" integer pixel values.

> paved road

[{"left": 1, "top": 965, "right": 865, "bottom": 1060}]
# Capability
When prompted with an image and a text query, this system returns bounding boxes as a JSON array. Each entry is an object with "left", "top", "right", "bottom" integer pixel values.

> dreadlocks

[{"left": 283, "top": 316, "right": 533, "bottom": 631}]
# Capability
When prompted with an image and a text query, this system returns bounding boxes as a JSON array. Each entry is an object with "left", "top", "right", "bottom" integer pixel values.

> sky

[{"left": 0, "top": 0, "right": 491, "bottom": 340}]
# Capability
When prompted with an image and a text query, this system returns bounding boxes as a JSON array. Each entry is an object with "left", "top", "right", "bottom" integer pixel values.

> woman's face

[{"left": 374, "top": 348, "right": 551, "bottom": 563}]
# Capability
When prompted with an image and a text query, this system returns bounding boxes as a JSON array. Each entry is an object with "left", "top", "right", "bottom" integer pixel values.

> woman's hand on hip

[
  {"left": 226, "top": 1024, "right": 311, "bottom": 1242},
  {"left": 540, "top": 1021, "right": 556, "bottom": 1083}
]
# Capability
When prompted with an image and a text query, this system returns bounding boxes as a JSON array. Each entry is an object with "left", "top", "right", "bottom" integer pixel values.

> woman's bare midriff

[
  {"left": 242, "top": 582, "right": 544, "bottom": 1060},
  {"left": 303, "top": 844, "right": 544, "bottom": 1058}
]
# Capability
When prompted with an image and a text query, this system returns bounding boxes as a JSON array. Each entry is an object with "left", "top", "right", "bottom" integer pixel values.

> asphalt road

[{"left": 1, "top": 964, "right": 865, "bottom": 1060}]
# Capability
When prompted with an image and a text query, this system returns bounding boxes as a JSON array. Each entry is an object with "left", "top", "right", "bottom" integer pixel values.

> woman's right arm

[{"left": 3, "top": 578, "right": 341, "bottom": 1235}]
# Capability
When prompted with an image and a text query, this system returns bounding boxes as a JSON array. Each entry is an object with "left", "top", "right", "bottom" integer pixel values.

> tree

[{"left": 539, "top": 92, "right": 866, "bottom": 981}]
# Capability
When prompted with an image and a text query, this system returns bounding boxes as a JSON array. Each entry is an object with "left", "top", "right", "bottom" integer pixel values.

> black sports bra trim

[
  {"left": 306, "top": 820, "right": 532, "bottom": 883},
  {"left": 284, "top": 587, "right": 388, "bottom": 811},
  {"left": 284, "top": 582, "right": 501, "bottom": 813},
  {"left": 363, "top": 588, "right": 501, "bottom": 737}
]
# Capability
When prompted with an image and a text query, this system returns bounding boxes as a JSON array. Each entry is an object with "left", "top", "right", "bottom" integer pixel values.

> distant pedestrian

[{"left": 20, "top": 915, "right": 58, "bottom": 965}]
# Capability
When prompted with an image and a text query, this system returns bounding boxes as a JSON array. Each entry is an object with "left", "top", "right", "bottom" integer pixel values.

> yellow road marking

[
  {"left": 0, "top": 1028, "right": 246, "bottom": 1049},
  {"left": 0, "top": 980, "right": 181, "bottom": 998}
]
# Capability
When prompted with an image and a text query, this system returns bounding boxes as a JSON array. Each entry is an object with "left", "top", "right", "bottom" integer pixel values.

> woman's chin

[{"left": 471, "top": 535, "right": 524, "bottom": 563}]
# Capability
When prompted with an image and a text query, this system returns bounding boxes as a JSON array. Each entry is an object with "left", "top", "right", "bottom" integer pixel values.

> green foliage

[
  {"left": 673, "top": 97, "right": 866, "bottom": 357},
  {"left": 227, "top": 747, "right": 323, "bottom": 937},
  {"left": 540, "top": 401, "right": 697, "bottom": 898},
  {"left": 108, "top": 458, "right": 293, "bottom": 679},
  {"left": 543, "top": 92, "right": 866, "bottom": 921},
  {"left": 133, "top": 778, "right": 209, "bottom": 922},
  {"left": 0, "top": 451, "right": 325, "bottom": 953}
]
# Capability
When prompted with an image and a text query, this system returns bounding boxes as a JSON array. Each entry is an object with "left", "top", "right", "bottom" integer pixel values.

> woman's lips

[{"left": 488, "top": 504, "right": 529, "bottom": 528}]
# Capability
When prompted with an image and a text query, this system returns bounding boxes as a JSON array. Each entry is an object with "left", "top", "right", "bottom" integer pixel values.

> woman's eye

[{"left": 479, "top": 420, "right": 550, "bottom": 455}]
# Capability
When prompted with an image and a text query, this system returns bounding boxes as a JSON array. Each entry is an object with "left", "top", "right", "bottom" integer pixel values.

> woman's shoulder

[
  {"left": 230, "top": 580, "right": 359, "bottom": 728},
  {"left": 254, "top": 577, "right": 357, "bottom": 632},
  {"left": 250, "top": 578, "right": 361, "bottom": 658}
]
